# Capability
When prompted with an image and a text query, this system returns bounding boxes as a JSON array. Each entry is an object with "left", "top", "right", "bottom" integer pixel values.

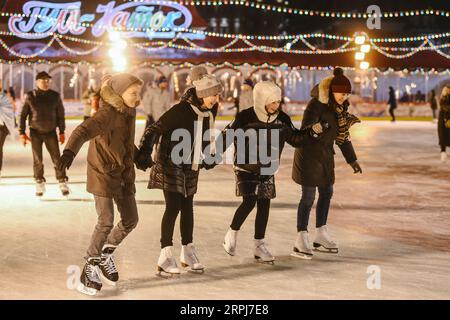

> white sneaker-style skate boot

[
  {"left": 441, "top": 152, "right": 447, "bottom": 162},
  {"left": 77, "top": 257, "right": 102, "bottom": 296},
  {"left": 180, "top": 243, "right": 204, "bottom": 272},
  {"left": 59, "top": 181, "right": 70, "bottom": 196},
  {"left": 35, "top": 180, "right": 46, "bottom": 197},
  {"left": 254, "top": 239, "right": 275, "bottom": 264},
  {"left": 98, "top": 244, "right": 118, "bottom": 286},
  {"left": 313, "top": 225, "right": 338, "bottom": 253},
  {"left": 291, "top": 231, "right": 313, "bottom": 260},
  {"left": 157, "top": 246, "right": 180, "bottom": 277},
  {"left": 223, "top": 228, "right": 238, "bottom": 256}
]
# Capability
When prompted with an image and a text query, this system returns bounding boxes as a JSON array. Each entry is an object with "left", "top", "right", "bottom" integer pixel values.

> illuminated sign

[{"left": 8, "top": 1, "right": 205, "bottom": 40}]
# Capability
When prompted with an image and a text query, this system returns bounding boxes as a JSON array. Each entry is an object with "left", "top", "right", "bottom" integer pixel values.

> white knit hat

[{"left": 193, "top": 75, "right": 223, "bottom": 98}]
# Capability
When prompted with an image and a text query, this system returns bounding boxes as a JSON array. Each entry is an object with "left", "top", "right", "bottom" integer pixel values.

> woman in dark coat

[
  {"left": 291, "top": 68, "right": 362, "bottom": 259},
  {"left": 135, "top": 71, "right": 222, "bottom": 275},
  {"left": 438, "top": 86, "right": 450, "bottom": 162}
]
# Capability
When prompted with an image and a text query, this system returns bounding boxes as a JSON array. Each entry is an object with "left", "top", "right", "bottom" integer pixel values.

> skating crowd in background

[{"left": 1, "top": 66, "right": 449, "bottom": 296}]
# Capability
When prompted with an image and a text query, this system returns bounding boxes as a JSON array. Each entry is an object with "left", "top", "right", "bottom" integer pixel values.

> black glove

[
  {"left": 134, "top": 150, "right": 154, "bottom": 171},
  {"left": 350, "top": 160, "right": 362, "bottom": 174},
  {"left": 57, "top": 150, "right": 75, "bottom": 172}
]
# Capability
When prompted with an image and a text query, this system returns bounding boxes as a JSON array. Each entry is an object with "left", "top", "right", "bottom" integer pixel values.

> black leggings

[
  {"left": 441, "top": 145, "right": 446, "bottom": 152},
  {"left": 160, "top": 191, "right": 194, "bottom": 248},
  {"left": 230, "top": 196, "right": 271, "bottom": 240}
]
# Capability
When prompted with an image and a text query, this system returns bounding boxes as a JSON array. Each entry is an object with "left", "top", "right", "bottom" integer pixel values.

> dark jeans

[
  {"left": 230, "top": 196, "right": 271, "bottom": 240},
  {"left": 297, "top": 185, "right": 334, "bottom": 232},
  {"left": 86, "top": 194, "right": 139, "bottom": 258},
  {"left": 161, "top": 191, "right": 194, "bottom": 248},
  {"left": 30, "top": 129, "right": 67, "bottom": 182},
  {"left": 0, "top": 125, "right": 9, "bottom": 171},
  {"left": 389, "top": 107, "right": 396, "bottom": 122}
]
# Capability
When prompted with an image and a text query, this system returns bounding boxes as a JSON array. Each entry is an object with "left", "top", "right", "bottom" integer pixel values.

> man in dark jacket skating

[
  {"left": 57, "top": 73, "right": 143, "bottom": 295},
  {"left": 19, "top": 71, "right": 68, "bottom": 196},
  {"left": 291, "top": 67, "right": 362, "bottom": 260}
]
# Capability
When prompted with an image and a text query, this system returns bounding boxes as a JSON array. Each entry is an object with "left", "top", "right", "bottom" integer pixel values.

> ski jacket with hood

[
  {"left": 221, "top": 81, "right": 309, "bottom": 176},
  {"left": 292, "top": 76, "right": 358, "bottom": 187},
  {"left": 65, "top": 85, "right": 137, "bottom": 197}
]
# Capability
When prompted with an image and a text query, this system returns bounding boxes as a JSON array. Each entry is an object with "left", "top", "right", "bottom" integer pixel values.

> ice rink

[{"left": 0, "top": 120, "right": 449, "bottom": 299}]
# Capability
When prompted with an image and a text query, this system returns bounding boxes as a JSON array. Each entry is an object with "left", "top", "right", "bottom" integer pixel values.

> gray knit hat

[
  {"left": 189, "top": 65, "right": 208, "bottom": 82},
  {"left": 193, "top": 75, "right": 223, "bottom": 98},
  {"left": 109, "top": 73, "right": 144, "bottom": 96}
]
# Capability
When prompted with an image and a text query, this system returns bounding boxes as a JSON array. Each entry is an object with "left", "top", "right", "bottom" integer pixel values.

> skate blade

[
  {"left": 222, "top": 243, "right": 236, "bottom": 256},
  {"left": 290, "top": 252, "right": 313, "bottom": 260},
  {"left": 156, "top": 266, "right": 180, "bottom": 279},
  {"left": 77, "top": 283, "right": 98, "bottom": 296},
  {"left": 254, "top": 256, "right": 275, "bottom": 265},
  {"left": 181, "top": 262, "right": 205, "bottom": 273},
  {"left": 313, "top": 243, "right": 338, "bottom": 254},
  {"left": 99, "top": 272, "right": 118, "bottom": 287}
]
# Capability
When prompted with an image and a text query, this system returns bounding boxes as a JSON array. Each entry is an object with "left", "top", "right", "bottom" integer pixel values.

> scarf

[
  {"left": 332, "top": 102, "right": 360, "bottom": 146},
  {"left": 190, "top": 105, "right": 215, "bottom": 171}
]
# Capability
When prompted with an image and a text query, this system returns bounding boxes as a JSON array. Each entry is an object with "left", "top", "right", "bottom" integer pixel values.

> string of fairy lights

[
  {"left": 125, "top": 1, "right": 450, "bottom": 19},
  {"left": 0, "top": 30, "right": 448, "bottom": 61},
  {"left": 0, "top": 5, "right": 448, "bottom": 69}
]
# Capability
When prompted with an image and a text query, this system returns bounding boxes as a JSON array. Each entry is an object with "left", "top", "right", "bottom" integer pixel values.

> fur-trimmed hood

[
  {"left": 100, "top": 85, "right": 131, "bottom": 114},
  {"left": 310, "top": 76, "right": 334, "bottom": 104}
]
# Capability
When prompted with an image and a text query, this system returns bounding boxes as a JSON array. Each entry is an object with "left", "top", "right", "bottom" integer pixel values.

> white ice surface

[{"left": 0, "top": 120, "right": 449, "bottom": 299}]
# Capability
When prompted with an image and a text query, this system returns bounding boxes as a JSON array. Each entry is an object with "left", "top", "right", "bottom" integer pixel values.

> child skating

[
  {"left": 57, "top": 73, "right": 143, "bottom": 295},
  {"left": 216, "top": 81, "right": 325, "bottom": 264},
  {"left": 135, "top": 68, "right": 222, "bottom": 277}
]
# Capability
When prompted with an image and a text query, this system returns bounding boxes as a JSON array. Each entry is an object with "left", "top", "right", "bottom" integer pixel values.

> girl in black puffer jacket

[
  {"left": 217, "top": 81, "right": 324, "bottom": 263},
  {"left": 136, "top": 71, "right": 222, "bottom": 275}
]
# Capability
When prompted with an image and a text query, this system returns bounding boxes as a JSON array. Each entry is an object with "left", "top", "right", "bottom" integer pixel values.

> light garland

[
  {"left": 0, "top": 58, "right": 448, "bottom": 75},
  {"left": 126, "top": 1, "right": 450, "bottom": 19}
]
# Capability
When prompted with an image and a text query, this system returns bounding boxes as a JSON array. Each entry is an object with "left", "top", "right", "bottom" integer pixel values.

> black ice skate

[
  {"left": 77, "top": 257, "right": 102, "bottom": 296},
  {"left": 98, "top": 244, "right": 119, "bottom": 286}
]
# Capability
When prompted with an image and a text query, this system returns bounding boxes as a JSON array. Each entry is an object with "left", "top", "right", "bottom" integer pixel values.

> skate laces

[
  {"left": 187, "top": 246, "right": 200, "bottom": 264},
  {"left": 101, "top": 254, "right": 117, "bottom": 274},
  {"left": 86, "top": 263, "right": 101, "bottom": 282},
  {"left": 258, "top": 242, "right": 271, "bottom": 256}
]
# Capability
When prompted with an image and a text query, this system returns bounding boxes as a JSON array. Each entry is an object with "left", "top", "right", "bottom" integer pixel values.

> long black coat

[
  {"left": 138, "top": 89, "right": 217, "bottom": 197},
  {"left": 292, "top": 82, "right": 357, "bottom": 187},
  {"left": 438, "top": 95, "right": 450, "bottom": 147}
]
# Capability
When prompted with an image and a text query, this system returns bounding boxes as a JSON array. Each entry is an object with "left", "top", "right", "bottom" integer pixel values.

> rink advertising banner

[{"left": 6, "top": 0, "right": 205, "bottom": 40}]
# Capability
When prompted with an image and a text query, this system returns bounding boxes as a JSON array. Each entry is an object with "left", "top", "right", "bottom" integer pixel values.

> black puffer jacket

[
  {"left": 19, "top": 89, "right": 65, "bottom": 134},
  {"left": 137, "top": 88, "right": 218, "bottom": 197},
  {"left": 221, "top": 107, "right": 309, "bottom": 176},
  {"left": 292, "top": 77, "right": 357, "bottom": 187}
]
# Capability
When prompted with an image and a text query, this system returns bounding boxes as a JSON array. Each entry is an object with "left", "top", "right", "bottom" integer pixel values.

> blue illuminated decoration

[{"left": 8, "top": 1, "right": 205, "bottom": 40}]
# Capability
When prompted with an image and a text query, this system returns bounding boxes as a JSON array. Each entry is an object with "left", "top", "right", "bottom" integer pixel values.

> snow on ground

[{"left": 0, "top": 120, "right": 449, "bottom": 299}]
